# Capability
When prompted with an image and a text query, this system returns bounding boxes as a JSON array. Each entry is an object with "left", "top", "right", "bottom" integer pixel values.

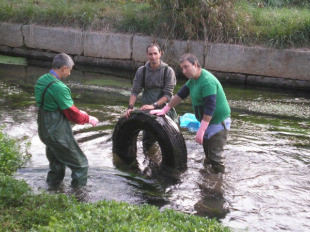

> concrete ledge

[
  {"left": 160, "top": 39, "right": 205, "bottom": 67},
  {"left": 247, "top": 75, "right": 310, "bottom": 90},
  {"left": 74, "top": 55, "right": 137, "bottom": 71},
  {"left": 0, "top": 22, "right": 310, "bottom": 90},
  {"left": 22, "top": 25, "right": 83, "bottom": 55},
  {"left": 0, "top": 23, "right": 23, "bottom": 47},
  {"left": 83, "top": 32, "right": 132, "bottom": 59},
  {"left": 132, "top": 35, "right": 153, "bottom": 63},
  {"left": 205, "top": 44, "right": 310, "bottom": 81},
  {"left": 132, "top": 36, "right": 205, "bottom": 66},
  {"left": 212, "top": 71, "right": 247, "bottom": 84},
  {"left": 0, "top": 45, "right": 56, "bottom": 61}
]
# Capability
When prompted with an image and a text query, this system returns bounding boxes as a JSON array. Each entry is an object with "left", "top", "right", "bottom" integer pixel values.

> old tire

[{"left": 112, "top": 110, "right": 187, "bottom": 169}]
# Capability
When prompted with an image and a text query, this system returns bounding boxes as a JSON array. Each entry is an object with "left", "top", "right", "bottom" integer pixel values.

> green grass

[
  {"left": 0, "top": 0, "right": 154, "bottom": 32},
  {"left": 235, "top": 0, "right": 310, "bottom": 48},
  {"left": 0, "top": 0, "right": 309, "bottom": 48},
  {"left": 0, "top": 127, "right": 230, "bottom": 231}
]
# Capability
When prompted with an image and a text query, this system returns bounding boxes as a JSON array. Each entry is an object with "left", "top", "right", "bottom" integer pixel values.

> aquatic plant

[{"left": 0, "top": 126, "right": 31, "bottom": 176}]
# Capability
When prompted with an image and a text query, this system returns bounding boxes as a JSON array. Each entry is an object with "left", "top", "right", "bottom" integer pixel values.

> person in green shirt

[
  {"left": 151, "top": 53, "right": 231, "bottom": 173},
  {"left": 35, "top": 53, "right": 99, "bottom": 188}
]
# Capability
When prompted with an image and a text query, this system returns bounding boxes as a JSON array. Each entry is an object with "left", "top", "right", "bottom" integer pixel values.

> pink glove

[
  {"left": 89, "top": 115, "right": 99, "bottom": 127},
  {"left": 195, "top": 120, "right": 209, "bottom": 144},
  {"left": 150, "top": 105, "right": 171, "bottom": 116}
]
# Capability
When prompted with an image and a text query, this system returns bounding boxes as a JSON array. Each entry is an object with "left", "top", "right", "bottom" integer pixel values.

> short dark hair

[
  {"left": 146, "top": 43, "right": 161, "bottom": 54},
  {"left": 52, "top": 53, "right": 74, "bottom": 69},
  {"left": 179, "top": 53, "right": 201, "bottom": 68}
]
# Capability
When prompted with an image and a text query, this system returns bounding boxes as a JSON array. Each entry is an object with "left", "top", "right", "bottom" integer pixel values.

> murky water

[{"left": 0, "top": 61, "right": 309, "bottom": 232}]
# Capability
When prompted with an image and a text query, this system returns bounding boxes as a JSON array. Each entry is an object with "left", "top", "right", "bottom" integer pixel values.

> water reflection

[{"left": 0, "top": 61, "right": 310, "bottom": 232}]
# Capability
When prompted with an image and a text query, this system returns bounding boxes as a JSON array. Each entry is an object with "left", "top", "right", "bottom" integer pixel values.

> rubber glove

[
  {"left": 195, "top": 120, "right": 209, "bottom": 144},
  {"left": 89, "top": 115, "right": 99, "bottom": 127},
  {"left": 150, "top": 105, "right": 171, "bottom": 116}
]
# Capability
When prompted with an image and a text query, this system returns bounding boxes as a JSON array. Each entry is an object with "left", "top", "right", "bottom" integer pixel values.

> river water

[{"left": 0, "top": 60, "right": 309, "bottom": 232}]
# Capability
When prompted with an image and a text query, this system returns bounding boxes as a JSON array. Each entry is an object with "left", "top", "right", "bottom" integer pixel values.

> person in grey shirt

[{"left": 124, "top": 43, "right": 178, "bottom": 150}]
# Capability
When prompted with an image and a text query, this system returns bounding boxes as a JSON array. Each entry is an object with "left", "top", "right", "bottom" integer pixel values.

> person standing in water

[
  {"left": 125, "top": 43, "right": 178, "bottom": 150},
  {"left": 35, "top": 53, "right": 99, "bottom": 188},
  {"left": 151, "top": 53, "right": 231, "bottom": 173}
]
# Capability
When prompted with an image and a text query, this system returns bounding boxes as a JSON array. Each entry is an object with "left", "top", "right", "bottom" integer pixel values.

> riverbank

[
  {"left": 1, "top": 59, "right": 309, "bottom": 231},
  {"left": 0, "top": 126, "right": 230, "bottom": 231},
  {"left": 0, "top": 22, "right": 310, "bottom": 90}
]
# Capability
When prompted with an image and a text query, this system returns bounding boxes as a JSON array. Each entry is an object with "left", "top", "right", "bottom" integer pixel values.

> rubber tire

[{"left": 112, "top": 110, "right": 187, "bottom": 169}]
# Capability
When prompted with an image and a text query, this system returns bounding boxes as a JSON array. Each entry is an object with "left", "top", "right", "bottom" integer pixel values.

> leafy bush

[
  {"left": 149, "top": 0, "right": 238, "bottom": 42},
  {"left": 0, "top": 126, "right": 31, "bottom": 176},
  {"left": 0, "top": 174, "right": 31, "bottom": 207}
]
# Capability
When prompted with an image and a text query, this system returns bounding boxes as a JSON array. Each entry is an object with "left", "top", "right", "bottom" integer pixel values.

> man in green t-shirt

[
  {"left": 151, "top": 53, "right": 231, "bottom": 173},
  {"left": 35, "top": 53, "right": 99, "bottom": 188}
]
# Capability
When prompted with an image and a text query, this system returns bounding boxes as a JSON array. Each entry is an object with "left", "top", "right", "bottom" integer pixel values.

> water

[{"left": 0, "top": 61, "right": 309, "bottom": 231}]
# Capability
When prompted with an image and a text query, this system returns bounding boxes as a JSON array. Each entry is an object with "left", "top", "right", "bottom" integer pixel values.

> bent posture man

[
  {"left": 151, "top": 53, "right": 231, "bottom": 173},
  {"left": 35, "top": 53, "right": 99, "bottom": 187}
]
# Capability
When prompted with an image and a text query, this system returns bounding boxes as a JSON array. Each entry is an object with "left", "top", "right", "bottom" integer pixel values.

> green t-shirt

[
  {"left": 35, "top": 73, "right": 73, "bottom": 111},
  {"left": 185, "top": 69, "right": 231, "bottom": 124}
]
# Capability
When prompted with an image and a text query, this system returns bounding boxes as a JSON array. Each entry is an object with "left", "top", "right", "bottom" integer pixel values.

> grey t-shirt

[{"left": 131, "top": 61, "right": 176, "bottom": 101}]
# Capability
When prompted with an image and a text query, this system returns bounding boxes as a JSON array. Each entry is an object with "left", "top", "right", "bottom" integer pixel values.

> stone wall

[{"left": 0, "top": 22, "right": 309, "bottom": 90}]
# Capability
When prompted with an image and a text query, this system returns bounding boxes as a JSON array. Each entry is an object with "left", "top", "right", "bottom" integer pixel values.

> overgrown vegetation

[
  {"left": 0, "top": 127, "right": 230, "bottom": 231},
  {"left": 0, "top": 126, "right": 30, "bottom": 175},
  {"left": 0, "top": 0, "right": 309, "bottom": 48}
]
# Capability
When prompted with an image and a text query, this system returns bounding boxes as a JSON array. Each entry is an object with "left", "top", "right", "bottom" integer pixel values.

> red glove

[
  {"left": 150, "top": 105, "right": 171, "bottom": 116},
  {"left": 196, "top": 120, "right": 209, "bottom": 144}
]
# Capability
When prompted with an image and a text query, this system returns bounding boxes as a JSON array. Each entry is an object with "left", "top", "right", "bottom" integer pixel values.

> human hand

[
  {"left": 195, "top": 120, "right": 209, "bottom": 144},
  {"left": 89, "top": 115, "right": 99, "bottom": 127},
  {"left": 124, "top": 109, "right": 133, "bottom": 118},
  {"left": 150, "top": 105, "right": 171, "bottom": 116},
  {"left": 80, "top": 110, "right": 87, "bottom": 115},
  {"left": 140, "top": 104, "right": 153, "bottom": 110}
]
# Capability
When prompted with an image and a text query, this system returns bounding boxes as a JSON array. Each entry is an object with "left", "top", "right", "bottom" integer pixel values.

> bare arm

[
  {"left": 124, "top": 94, "right": 137, "bottom": 118},
  {"left": 140, "top": 96, "right": 168, "bottom": 110},
  {"left": 167, "top": 94, "right": 183, "bottom": 108}
]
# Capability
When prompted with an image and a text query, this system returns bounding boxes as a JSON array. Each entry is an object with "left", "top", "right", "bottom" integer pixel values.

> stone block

[
  {"left": 74, "top": 55, "right": 135, "bottom": 71},
  {"left": 83, "top": 32, "right": 132, "bottom": 59},
  {"left": 0, "top": 23, "right": 23, "bottom": 47},
  {"left": 22, "top": 25, "right": 83, "bottom": 55},
  {"left": 132, "top": 35, "right": 154, "bottom": 63},
  {"left": 212, "top": 71, "right": 246, "bottom": 84},
  {"left": 205, "top": 44, "right": 310, "bottom": 81}
]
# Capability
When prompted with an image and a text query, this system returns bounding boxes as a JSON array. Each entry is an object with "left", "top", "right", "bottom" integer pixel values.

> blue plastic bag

[{"left": 179, "top": 113, "right": 200, "bottom": 133}]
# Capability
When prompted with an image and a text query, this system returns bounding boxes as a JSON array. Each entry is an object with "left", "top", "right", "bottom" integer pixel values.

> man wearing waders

[
  {"left": 35, "top": 53, "right": 99, "bottom": 188},
  {"left": 124, "top": 43, "right": 178, "bottom": 151},
  {"left": 151, "top": 53, "right": 231, "bottom": 173}
]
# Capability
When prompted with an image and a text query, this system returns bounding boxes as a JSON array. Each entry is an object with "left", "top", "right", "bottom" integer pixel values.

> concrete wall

[{"left": 0, "top": 22, "right": 309, "bottom": 89}]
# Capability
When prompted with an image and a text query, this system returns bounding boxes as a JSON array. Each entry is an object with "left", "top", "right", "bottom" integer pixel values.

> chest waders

[
  {"left": 140, "top": 67, "right": 178, "bottom": 151},
  {"left": 38, "top": 80, "right": 88, "bottom": 188},
  {"left": 141, "top": 66, "right": 178, "bottom": 123}
]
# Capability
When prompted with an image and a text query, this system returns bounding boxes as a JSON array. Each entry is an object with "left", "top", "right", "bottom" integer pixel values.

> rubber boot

[
  {"left": 142, "top": 130, "right": 156, "bottom": 152},
  {"left": 202, "top": 129, "right": 228, "bottom": 173}
]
